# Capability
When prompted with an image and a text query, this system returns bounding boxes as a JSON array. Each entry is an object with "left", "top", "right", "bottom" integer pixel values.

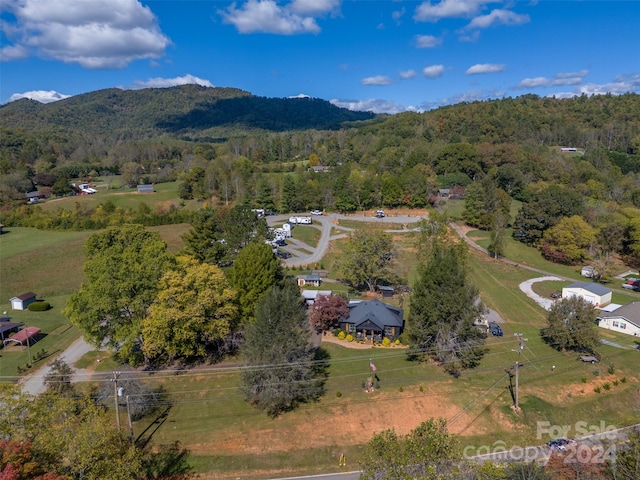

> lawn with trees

[{"left": 1, "top": 88, "right": 640, "bottom": 479}]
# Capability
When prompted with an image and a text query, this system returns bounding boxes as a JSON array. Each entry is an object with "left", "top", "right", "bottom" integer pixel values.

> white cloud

[
  {"left": 220, "top": 0, "right": 321, "bottom": 34},
  {"left": 8, "top": 90, "right": 71, "bottom": 103},
  {"left": 288, "top": 0, "right": 341, "bottom": 17},
  {"left": 423, "top": 64, "right": 445, "bottom": 78},
  {"left": 0, "top": 44, "right": 29, "bottom": 61},
  {"left": 330, "top": 98, "right": 407, "bottom": 114},
  {"left": 517, "top": 70, "right": 588, "bottom": 88},
  {"left": 466, "top": 63, "right": 505, "bottom": 75},
  {"left": 414, "top": 0, "right": 488, "bottom": 22},
  {"left": 132, "top": 74, "right": 214, "bottom": 89},
  {"left": 1, "top": 0, "right": 171, "bottom": 69},
  {"left": 392, "top": 7, "right": 406, "bottom": 23},
  {"left": 549, "top": 73, "right": 640, "bottom": 98},
  {"left": 415, "top": 34, "right": 442, "bottom": 48},
  {"left": 289, "top": 93, "right": 311, "bottom": 98},
  {"left": 361, "top": 75, "right": 394, "bottom": 86},
  {"left": 465, "top": 9, "right": 530, "bottom": 29},
  {"left": 400, "top": 69, "right": 417, "bottom": 80}
]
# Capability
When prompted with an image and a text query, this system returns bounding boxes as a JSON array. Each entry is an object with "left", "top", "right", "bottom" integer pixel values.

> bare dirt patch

[{"left": 189, "top": 387, "right": 479, "bottom": 456}]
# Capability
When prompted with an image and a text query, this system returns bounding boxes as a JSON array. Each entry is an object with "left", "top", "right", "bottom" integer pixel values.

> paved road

[{"left": 267, "top": 212, "right": 427, "bottom": 268}]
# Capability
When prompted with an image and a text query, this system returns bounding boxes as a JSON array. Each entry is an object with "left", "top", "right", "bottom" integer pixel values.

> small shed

[
  {"left": 378, "top": 286, "right": 395, "bottom": 298},
  {"left": 10, "top": 292, "right": 37, "bottom": 310},
  {"left": 581, "top": 266, "right": 596, "bottom": 278},
  {"left": 562, "top": 282, "right": 612, "bottom": 307},
  {"left": 0, "top": 322, "right": 24, "bottom": 341},
  {"left": 297, "top": 275, "right": 322, "bottom": 287},
  {"left": 137, "top": 184, "right": 155, "bottom": 193}
]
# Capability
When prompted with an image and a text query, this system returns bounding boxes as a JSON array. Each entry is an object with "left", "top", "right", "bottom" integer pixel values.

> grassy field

[
  {"left": 3, "top": 212, "right": 640, "bottom": 478},
  {"left": 36, "top": 181, "right": 200, "bottom": 213}
]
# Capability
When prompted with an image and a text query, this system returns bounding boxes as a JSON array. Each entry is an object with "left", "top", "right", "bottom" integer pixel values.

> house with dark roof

[
  {"left": 562, "top": 282, "right": 612, "bottom": 307},
  {"left": 10, "top": 292, "right": 37, "bottom": 310},
  {"left": 339, "top": 299, "right": 404, "bottom": 341},
  {"left": 596, "top": 302, "right": 640, "bottom": 337}
]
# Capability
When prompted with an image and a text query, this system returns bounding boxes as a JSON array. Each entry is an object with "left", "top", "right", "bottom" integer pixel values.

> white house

[
  {"left": 297, "top": 275, "right": 322, "bottom": 287},
  {"left": 562, "top": 282, "right": 612, "bottom": 307},
  {"left": 596, "top": 302, "right": 640, "bottom": 337},
  {"left": 10, "top": 292, "right": 37, "bottom": 310}
]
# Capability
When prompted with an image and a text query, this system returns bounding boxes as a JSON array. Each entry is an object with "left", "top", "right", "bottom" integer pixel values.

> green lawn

[
  {"left": 36, "top": 181, "right": 200, "bottom": 213},
  {"left": 290, "top": 225, "right": 322, "bottom": 248},
  {"left": 0, "top": 294, "right": 81, "bottom": 378}
]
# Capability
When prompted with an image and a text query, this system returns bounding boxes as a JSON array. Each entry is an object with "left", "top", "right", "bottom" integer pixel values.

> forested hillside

[{"left": 1, "top": 88, "right": 640, "bottom": 267}]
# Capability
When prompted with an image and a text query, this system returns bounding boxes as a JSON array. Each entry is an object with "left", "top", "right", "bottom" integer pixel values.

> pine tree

[
  {"left": 408, "top": 227, "right": 487, "bottom": 376},
  {"left": 241, "top": 285, "right": 325, "bottom": 416},
  {"left": 228, "top": 242, "right": 282, "bottom": 325}
]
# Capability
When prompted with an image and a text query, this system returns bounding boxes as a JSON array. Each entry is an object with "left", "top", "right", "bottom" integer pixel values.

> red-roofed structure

[{"left": 3, "top": 326, "right": 41, "bottom": 346}]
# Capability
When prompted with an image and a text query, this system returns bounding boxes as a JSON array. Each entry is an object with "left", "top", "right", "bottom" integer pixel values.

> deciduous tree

[
  {"left": 142, "top": 256, "right": 238, "bottom": 363},
  {"left": 241, "top": 285, "right": 325, "bottom": 417},
  {"left": 359, "top": 418, "right": 461, "bottom": 480},
  {"left": 542, "top": 215, "right": 596, "bottom": 265},
  {"left": 309, "top": 294, "right": 349, "bottom": 333},
  {"left": 64, "top": 224, "right": 175, "bottom": 365},
  {"left": 542, "top": 296, "right": 599, "bottom": 352},
  {"left": 336, "top": 228, "right": 396, "bottom": 292}
]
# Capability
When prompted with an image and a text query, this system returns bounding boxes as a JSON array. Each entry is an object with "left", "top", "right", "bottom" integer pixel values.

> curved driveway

[{"left": 267, "top": 212, "right": 427, "bottom": 267}]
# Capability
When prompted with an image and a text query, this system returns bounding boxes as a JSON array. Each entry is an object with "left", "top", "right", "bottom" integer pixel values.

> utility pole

[
  {"left": 112, "top": 371, "right": 121, "bottom": 430},
  {"left": 512, "top": 334, "right": 527, "bottom": 411},
  {"left": 125, "top": 395, "right": 134, "bottom": 444}
]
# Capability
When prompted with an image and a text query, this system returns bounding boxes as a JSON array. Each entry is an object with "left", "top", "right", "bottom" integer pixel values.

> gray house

[{"left": 339, "top": 299, "right": 404, "bottom": 341}]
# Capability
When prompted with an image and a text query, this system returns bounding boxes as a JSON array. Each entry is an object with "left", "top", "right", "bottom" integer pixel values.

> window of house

[{"left": 384, "top": 326, "right": 394, "bottom": 337}]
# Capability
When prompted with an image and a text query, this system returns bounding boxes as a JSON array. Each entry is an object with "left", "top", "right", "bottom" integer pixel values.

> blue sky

[{"left": 1, "top": 0, "right": 639, "bottom": 114}]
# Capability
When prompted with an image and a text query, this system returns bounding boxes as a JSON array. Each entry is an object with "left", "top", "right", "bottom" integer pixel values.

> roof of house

[
  {"left": 11, "top": 292, "right": 37, "bottom": 301},
  {"left": 345, "top": 299, "right": 404, "bottom": 330},
  {"left": 378, "top": 286, "right": 395, "bottom": 292},
  {"left": 301, "top": 290, "right": 332, "bottom": 300},
  {"left": 564, "top": 282, "right": 611, "bottom": 296},
  {"left": 597, "top": 302, "right": 640, "bottom": 328}
]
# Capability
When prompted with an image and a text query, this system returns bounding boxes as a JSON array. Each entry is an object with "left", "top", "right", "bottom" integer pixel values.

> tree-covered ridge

[{"left": 0, "top": 84, "right": 376, "bottom": 140}]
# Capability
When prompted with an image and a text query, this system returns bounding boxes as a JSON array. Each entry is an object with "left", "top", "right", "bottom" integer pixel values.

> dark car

[
  {"left": 276, "top": 251, "right": 292, "bottom": 259},
  {"left": 488, "top": 321, "right": 503, "bottom": 336}
]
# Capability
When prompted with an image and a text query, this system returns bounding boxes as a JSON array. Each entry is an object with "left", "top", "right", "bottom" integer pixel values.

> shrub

[
  {"left": 602, "top": 383, "right": 611, "bottom": 391},
  {"left": 608, "top": 364, "right": 615, "bottom": 375},
  {"left": 594, "top": 386, "right": 602, "bottom": 393},
  {"left": 382, "top": 337, "right": 391, "bottom": 347},
  {"left": 337, "top": 331, "right": 346, "bottom": 340},
  {"left": 419, "top": 385, "right": 424, "bottom": 392},
  {"left": 399, "top": 386, "right": 403, "bottom": 392},
  {"left": 581, "top": 377, "right": 588, "bottom": 383},
  {"left": 593, "top": 369, "right": 600, "bottom": 376},
  {"left": 336, "top": 391, "right": 342, "bottom": 398},
  {"left": 621, "top": 377, "right": 627, "bottom": 383},
  {"left": 394, "top": 338, "right": 400, "bottom": 345},
  {"left": 345, "top": 334, "right": 354, "bottom": 342},
  {"left": 28, "top": 301, "right": 51, "bottom": 311},
  {"left": 613, "top": 380, "right": 619, "bottom": 386}
]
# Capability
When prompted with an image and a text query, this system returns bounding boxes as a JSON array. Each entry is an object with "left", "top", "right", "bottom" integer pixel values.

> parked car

[
  {"left": 310, "top": 209, "right": 323, "bottom": 215},
  {"left": 276, "top": 251, "right": 292, "bottom": 259},
  {"left": 578, "top": 355, "right": 599, "bottom": 364},
  {"left": 550, "top": 292, "right": 561, "bottom": 298},
  {"left": 488, "top": 321, "right": 503, "bottom": 336},
  {"left": 376, "top": 210, "right": 385, "bottom": 218}
]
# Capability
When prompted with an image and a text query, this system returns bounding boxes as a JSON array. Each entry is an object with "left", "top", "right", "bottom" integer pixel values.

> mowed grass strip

[{"left": 0, "top": 227, "right": 91, "bottom": 300}]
